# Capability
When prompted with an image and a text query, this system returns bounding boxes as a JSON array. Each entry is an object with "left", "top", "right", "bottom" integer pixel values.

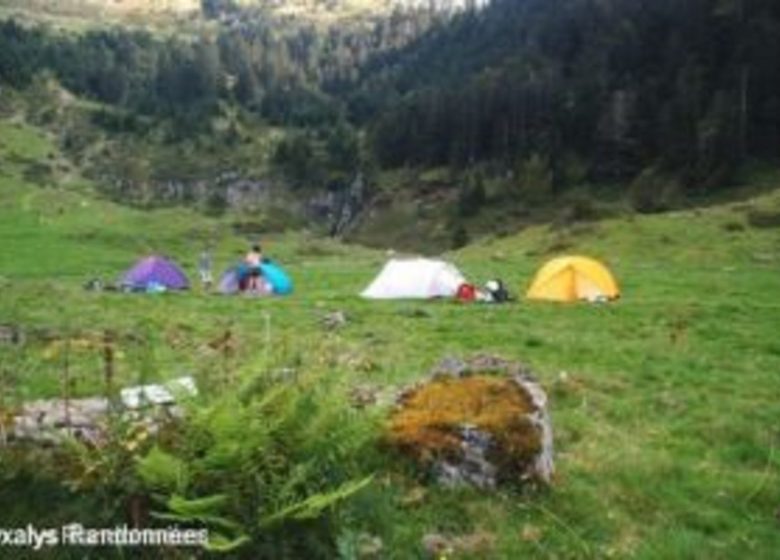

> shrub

[
  {"left": 515, "top": 153, "right": 553, "bottom": 203},
  {"left": 721, "top": 220, "right": 746, "bottom": 233},
  {"left": 22, "top": 162, "right": 53, "bottom": 186},
  {"left": 456, "top": 174, "right": 486, "bottom": 218},
  {"left": 746, "top": 209, "right": 780, "bottom": 229},
  {"left": 556, "top": 188, "right": 610, "bottom": 225},
  {"left": 559, "top": 153, "right": 589, "bottom": 187},
  {"left": 628, "top": 167, "right": 681, "bottom": 213},
  {"left": 451, "top": 225, "right": 469, "bottom": 249},
  {"left": 48, "top": 374, "right": 376, "bottom": 556}
]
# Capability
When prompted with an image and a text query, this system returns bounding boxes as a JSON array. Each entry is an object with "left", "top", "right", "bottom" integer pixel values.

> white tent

[{"left": 361, "top": 258, "right": 467, "bottom": 299}]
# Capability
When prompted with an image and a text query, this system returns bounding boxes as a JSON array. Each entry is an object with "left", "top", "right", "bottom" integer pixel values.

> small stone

[
  {"left": 453, "top": 531, "right": 496, "bottom": 555},
  {"left": 521, "top": 524, "right": 543, "bottom": 542},
  {"left": 430, "top": 356, "right": 468, "bottom": 378},
  {"left": 0, "top": 324, "right": 24, "bottom": 345},
  {"left": 400, "top": 486, "right": 427, "bottom": 507},
  {"left": 421, "top": 533, "right": 453, "bottom": 557},
  {"left": 356, "top": 533, "right": 383, "bottom": 558},
  {"left": 349, "top": 385, "right": 380, "bottom": 408},
  {"left": 321, "top": 311, "right": 348, "bottom": 330}
]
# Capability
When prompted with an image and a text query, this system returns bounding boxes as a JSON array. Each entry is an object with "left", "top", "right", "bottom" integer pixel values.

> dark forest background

[{"left": 2, "top": 0, "right": 779, "bottom": 220}]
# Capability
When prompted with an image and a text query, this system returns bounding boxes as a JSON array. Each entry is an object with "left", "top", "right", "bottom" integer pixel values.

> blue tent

[
  {"left": 260, "top": 261, "right": 293, "bottom": 295},
  {"left": 217, "top": 260, "right": 293, "bottom": 295}
]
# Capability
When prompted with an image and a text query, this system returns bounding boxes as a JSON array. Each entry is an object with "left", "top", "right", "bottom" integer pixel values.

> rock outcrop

[{"left": 387, "top": 355, "right": 553, "bottom": 488}]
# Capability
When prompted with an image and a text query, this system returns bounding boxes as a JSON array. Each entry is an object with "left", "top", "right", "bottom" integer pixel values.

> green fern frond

[
  {"left": 136, "top": 445, "right": 189, "bottom": 493},
  {"left": 204, "top": 532, "right": 252, "bottom": 553},
  {"left": 259, "top": 475, "right": 374, "bottom": 527},
  {"left": 167, "top": 493, "right": 231, "bottom": 516}
]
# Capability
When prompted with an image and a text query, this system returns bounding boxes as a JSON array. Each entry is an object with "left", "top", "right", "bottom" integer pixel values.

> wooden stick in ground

[
  {"left": 223, "top": 325, "right": 233, "bottom": 387},
  {"left": 103, "top": 329, "right": 115, "bottom": 406},
  {"left": 63, "top": 334, "right": 72, "bottom": 434}
]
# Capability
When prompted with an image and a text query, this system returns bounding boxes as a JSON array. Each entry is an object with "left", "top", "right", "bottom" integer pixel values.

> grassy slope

[
  {"left": 1, "top": 119, "right": 780, "bottom": 557},
  {"left": 0, "top": 0, "right": 396, "bottom": 31},
  {"left": 0, "top": 1, "right": 200, "bottom": 34}
]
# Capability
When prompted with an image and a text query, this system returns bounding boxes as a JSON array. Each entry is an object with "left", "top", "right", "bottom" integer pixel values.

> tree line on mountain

[
  {"left": 1, "top": 0, "right": 779, "bottom": 201},
  {"left": 0, "top": 3, "right": 449, "bottom": 122},
  {"left": 363, "top": 0, "right": 780, "bottom": 193}
]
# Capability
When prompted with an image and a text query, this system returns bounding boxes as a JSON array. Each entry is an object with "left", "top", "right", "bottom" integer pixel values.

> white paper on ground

[{"left": 120, "top": 376, "right": 197, "bottom": 409}]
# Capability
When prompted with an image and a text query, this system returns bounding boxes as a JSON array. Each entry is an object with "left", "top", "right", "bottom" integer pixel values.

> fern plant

[{"left": 131, "top": 374, "right": 377, "bottom": 556}]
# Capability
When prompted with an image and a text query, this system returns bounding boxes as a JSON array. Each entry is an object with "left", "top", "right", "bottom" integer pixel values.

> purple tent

[
  {"left": 120, "top": 256, "right": 190, "bottom": 290},
  {"left": 217, "top": 267, "right": 241, "bottom": 294}
]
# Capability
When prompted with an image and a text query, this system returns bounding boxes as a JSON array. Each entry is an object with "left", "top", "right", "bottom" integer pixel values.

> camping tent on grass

[
  {"left": 218, "top": 261, "right": 293, "bottom": 295},
  {"left": 526, "top": 255, "right": 619, "bottom": 302},
  {"left": 261, "top": 261, "right": 293, "bottom": 295},
  {"left": 120, "top": 256, "right": 189, "bottom": 291},
  {"left": 361, "top": 258, "right": 466, "bottom": 299},
  {"left": 217, "top": 267, "right": 242, "bottom": 294}
]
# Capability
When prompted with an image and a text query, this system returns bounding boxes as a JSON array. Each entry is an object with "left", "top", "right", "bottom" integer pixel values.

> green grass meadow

[{"left": 1, "top": 120, "right": 780, "bottom": 558}]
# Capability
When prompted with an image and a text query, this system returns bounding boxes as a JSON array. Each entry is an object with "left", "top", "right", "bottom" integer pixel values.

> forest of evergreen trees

[
  {"left": 364, "top": 0, "right": 780, "bottom": 189},
  {"left": 0, "top": 7, "right": 436, "bottom": 125},
  {"left": 1, "top": 0, "right": 779, "bottom": 197}
]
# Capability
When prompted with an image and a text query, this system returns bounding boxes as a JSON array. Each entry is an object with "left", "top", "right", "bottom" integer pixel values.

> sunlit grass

[{"left": 1, "top": 121, "right": 779, "bottom": 557}]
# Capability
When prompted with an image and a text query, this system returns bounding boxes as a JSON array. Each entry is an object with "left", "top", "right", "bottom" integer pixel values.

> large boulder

[{"left": 387, "top": 355, "right": 553, "bottom": 488}]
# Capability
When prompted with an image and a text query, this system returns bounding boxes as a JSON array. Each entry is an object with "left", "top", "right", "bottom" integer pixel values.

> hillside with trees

[
  {"left": 1, "top": 5, "right": 780, "bottom": 557},
  {"left": 1, "top": 0, "right": 779, "bottom": 246},
  {"left": 362, "top": 0, "right": 780, "bottom": 184}
]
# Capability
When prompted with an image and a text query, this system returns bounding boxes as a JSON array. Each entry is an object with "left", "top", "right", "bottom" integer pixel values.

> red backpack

[{"left": 456, "top": 283, "right": 478, "bottom": 302}]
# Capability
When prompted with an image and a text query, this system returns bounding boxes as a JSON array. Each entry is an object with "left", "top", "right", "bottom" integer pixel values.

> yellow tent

[{"left": 526, "top": 256, "right": 619, "bottom": 302}]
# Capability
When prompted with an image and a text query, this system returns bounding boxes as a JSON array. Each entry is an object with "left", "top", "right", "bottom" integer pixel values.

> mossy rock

[{"left": 387, "top": 355, "right": 554, "bottom": 488}]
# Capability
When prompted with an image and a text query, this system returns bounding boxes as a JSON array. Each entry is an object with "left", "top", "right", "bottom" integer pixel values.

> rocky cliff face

[{"left": 102, "top": 170, "right": 367, "bottom": 236}]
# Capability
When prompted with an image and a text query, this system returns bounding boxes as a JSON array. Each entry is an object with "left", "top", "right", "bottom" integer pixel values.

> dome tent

[
  {"left": 119, "top": 255, "right": 189, "bottom": 291},
  {"left": 361, "top": 258, "right": 466, "bottom": 300},
  {"left": 260, "top": 260, "right": 293, "bottom": 294},
  {"left": 217, "top": 267, "right": 242, "bottom": 294},
  {"left": 217, "top": 261, "right": 293, "bottom": 295},
  {"left": 526, "top": 256, "right": 619, "bottom": 302}
]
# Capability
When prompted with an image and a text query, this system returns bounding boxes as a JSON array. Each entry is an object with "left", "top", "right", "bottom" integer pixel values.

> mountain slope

[{"left": 2, "top": 0, "right": 780, "bottom": 249}]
